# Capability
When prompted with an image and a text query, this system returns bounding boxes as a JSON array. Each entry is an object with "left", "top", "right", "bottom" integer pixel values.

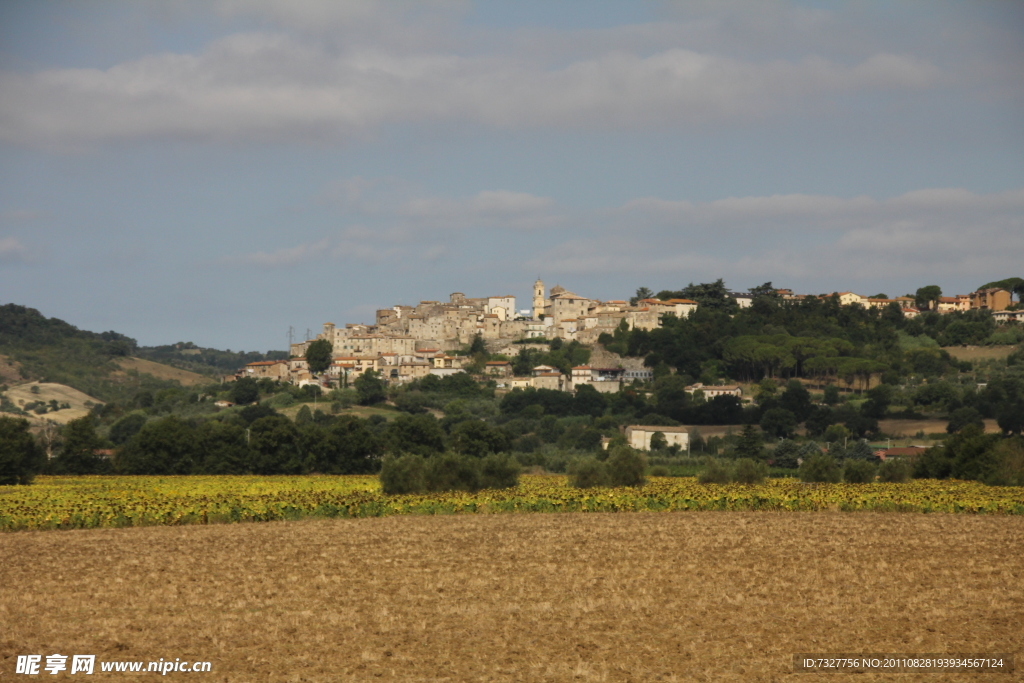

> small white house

[{"left": 625, "top": 425, "right": 690, "bottom": 451}]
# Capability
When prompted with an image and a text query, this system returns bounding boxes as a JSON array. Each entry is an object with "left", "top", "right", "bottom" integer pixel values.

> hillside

[
  {"left": 114, "top": 357, "right": 210, "bottom": 386},
  {"left": 0, "top": 303, "right": 216, "bottom": 405},
  {"left": 2, "top": 381, "right": 104, "bottom": 425}
]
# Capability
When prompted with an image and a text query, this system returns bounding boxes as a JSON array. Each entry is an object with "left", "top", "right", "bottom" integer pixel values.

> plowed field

[{"left": 2, "top": 512, "right": 1021, "bottom": 681}]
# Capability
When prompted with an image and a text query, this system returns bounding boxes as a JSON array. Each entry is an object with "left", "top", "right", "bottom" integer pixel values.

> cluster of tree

[
  {"left": 137, "top": 341, "right": 287, "bottom": 376},
  {"left": 379, "top": 452, "right": 519, "bottom": 494},
  {"left": 566, "top": 446, "right": 647, "bottom": 488}
]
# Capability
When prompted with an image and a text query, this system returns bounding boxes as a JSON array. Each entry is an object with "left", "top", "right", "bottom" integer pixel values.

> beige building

[
  {"left": 243, "top": 360, "right": 289, "bottom": 381},
  {"left": 969, "top": 288, "right": 1011, "bottom": 311},
  {"left": 625, "top": 425, "right": 690, "bottom": 452}
]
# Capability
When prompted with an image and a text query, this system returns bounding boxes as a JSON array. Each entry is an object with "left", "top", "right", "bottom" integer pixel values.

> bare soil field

[
  {"left": 114, "top": 357, "right": 211, "bottom": 386},
  {"left": 943, "top": 345, "right": 1019, "bottom": 362},
  {"left": 3, "top": 381, "right": 103, "bottom": 425},
  {"left": 880, "top": 418, "right": 1003, "bottom": 436},
  {"left": 2, "top": 512, "right": 1020, "bottom": 682}
]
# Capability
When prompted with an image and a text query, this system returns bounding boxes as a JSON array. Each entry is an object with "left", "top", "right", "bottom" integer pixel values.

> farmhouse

[{"left": 625, "top": 425, "right": 690, "bottom": 452}]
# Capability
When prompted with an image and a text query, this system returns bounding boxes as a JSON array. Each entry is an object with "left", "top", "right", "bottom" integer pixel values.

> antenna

[
  {"left": 305, "top": 328, "right": 312, "bottom": 341},
  {"left": 287, "top": 326, "right": 294, "bottom": 346}
]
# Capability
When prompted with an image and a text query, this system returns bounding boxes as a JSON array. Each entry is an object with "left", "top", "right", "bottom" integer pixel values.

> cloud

[
  {"left": 0, "top": 237, "right": 29, "bottom": 264},
  {"left": 0, "top": 26, "right": 945, "bottom": 147},
  {"left": 529, "top": 187, "right": 1024, "bottom": 287}
]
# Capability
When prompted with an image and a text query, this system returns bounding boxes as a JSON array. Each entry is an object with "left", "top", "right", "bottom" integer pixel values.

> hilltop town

[{"left": 239, "top": 279, "right": 1022, "bottom": 392}]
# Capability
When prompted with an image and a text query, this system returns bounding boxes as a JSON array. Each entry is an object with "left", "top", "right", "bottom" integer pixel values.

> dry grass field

[
  {"left": 2, "top": 512, "right": 1021, "bottom": 682},
  {"left": 114, "top": 357, "right": 211, "bottom": 386},
  {"left": 942, "top": 345, "right": 1019, "bottom": 362},
  {"left": 2, "top": 381, "right": 103, "bottom": 425}
]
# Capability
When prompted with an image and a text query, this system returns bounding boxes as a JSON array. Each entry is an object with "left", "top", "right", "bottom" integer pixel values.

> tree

[
  {"left": 734, "top": 424, "right": 764, "bottom": 460},
  {"left": 354, "top": 370, "right": 386, "bottom": 405},
  {"left": 748, "top": 282, "right": 780, "bottom": 299},
  {"left": 469, "top": 333, "right": 486, "bottom": 355},
  {"left": 915, "top": 285, "right": 942, "bottom": 311},
  {"left": 0, "top": 416, "right": 44, "bottom": 485},
  {"left": 779, "top": 380, "right": 813, "bottom": 422},
  {"left": 606, "top": 445, "right": 647, "bottom": 486},
  {"left": 649, "top": 431, "right": 668, "bottom": 451},
  {"left": 799, "top": 453, "right": 841, "bottom": 483},
  {"left": 387, "top": 414, "right": 446, "bottom": 456},
  {"left": 997, "top": 402, "right": 1024, "bottom": 436},
  {"left": 630, "top": 287, "right": 654, "bottom": 306},
  {"left": 117, "top": 416, "right": 198, "bottom": 475},
  {"left": 449, "top": 419, "right": 510, "bottom": 457},
  {"left": 823, "top": 384, "right": 841, "bottom": 406},
  {"left": 760, "top": 408, "right": 797, "bottom": 439},
  {"left": 946, "top": 406, "right": 984, "bottom": 434},
  {"left": 230, "top": 377, "right": 259, "bottom": 405},
  {"left": 109, "top": 413, "right": 147, "bottom": 445},
  {"left": 57, "top": 416, "right": 104, "bottom": 474},
  {"left": 304, "top": 339, "right": 333, "bottom": 375},
  {"left": 196, "top": 420, "right": 250, "bottom": 474}
]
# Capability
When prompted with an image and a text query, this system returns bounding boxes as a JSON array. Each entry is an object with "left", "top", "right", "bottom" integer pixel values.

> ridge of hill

[{"left": 0, "top": 303, "right": 270, "bottom": 404}]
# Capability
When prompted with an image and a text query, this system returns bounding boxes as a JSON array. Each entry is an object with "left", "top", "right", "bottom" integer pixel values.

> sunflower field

[{"left": 2, "top": 475, "right": 1023, "bottom": 531}]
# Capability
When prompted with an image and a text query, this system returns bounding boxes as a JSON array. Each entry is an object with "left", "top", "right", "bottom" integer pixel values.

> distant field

[
  {"left": 942, "top": 345, "right": 1018, "bottom": 361},
  {"left": 879, "top": 418, "right": 1002, "bottom": 436},
  {"left": 2, "top": 512, "right": 1020, "bottom": 681},
  {"left": 114, "top": 357, "right": 211, "bottom": 386},
  {"left": 2, "top": 381, "right": 103, "bottom": 425}
]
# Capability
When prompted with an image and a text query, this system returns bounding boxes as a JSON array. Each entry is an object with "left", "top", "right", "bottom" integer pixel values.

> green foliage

[
  {"left": 0, "top": 416, "right": 44, "bottom": 484},
  {"left": 606, "top": 445, "right": 647, "bottom": 486},
  {"left": 697, "top": 457, "right": 733, "bottom": 484},
  {"left": 985, "top": 437, "right": 1024, "bottom": 486},
  {"left": 479, "top": 453, "right": 521, "bottom": 489},
  {"left": 915, "top": 285, "right": 942, "bottom": 310},
  {"left": 379, "top": 454, "right": 427, "bottom": 494},
  {"left": 229, "top": 377, "right": 259, "bottom": 405},
  {"left": 843, "top": 459, "right": 876, "bottom": 483},
  {"left": 760, "top": 408, "right": 797, "bottom": 439},
  {"left": 734, "top": 424, "right": 765, "bottom": 460},
  {"left": 354, "top": 370, "right": 387, "bottom": 405},
  {"left": 733, "top": 458, "right": 768, "bottom": 484},
  {"left": 770, "top": 439, "right": 801, "bottom": 468},
  {"left": 567, "top": 457, "right": 610, "bottom": 488},
  {"left": 117, "top": 416, "right": 198, "bottom": 475},
  {"left": 877, "top": 458, "right": 912, "bottom": 483},
  {"left": 304, "top": 339, "right": 333, "bottom": 375},
  {"left": 823, "top": 384, "right": 841, "bottom": 405},
  {"left": 947, "top": 406, "right": 984, "bottom": 434},
  {"left": 799, "top": 453, "right": 842, "bottom": 483},
  {"left": 55, "top": 416, "right": 105, "bottom": 474},
  {"left": 449, "top": 419, "right": 511, "bottom": 457},
  {"left": 387, "top": 413, "right": 446, "bottom": 457}
]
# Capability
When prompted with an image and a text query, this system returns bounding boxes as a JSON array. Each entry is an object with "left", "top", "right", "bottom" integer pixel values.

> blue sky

[{"left": 1, "top": 1, "right": 1022, "bottom": 352}]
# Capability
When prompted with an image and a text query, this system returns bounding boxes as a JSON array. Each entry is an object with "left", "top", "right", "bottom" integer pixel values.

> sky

[{"left": 1, "top": 1, "right": 1022, "bottom": 352}]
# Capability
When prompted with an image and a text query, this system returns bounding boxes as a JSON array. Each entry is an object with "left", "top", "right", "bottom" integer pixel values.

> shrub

[
  {"left": 648, "top": 465, "right": 670, "bottom": 477},
  {"left": 425, "top": 452, "right": 481, "bottom": 492},
  {"left": 843, "top": 459, "right": 876, "bottom": 484},
  {"left": 697, "top": 457, "right": 733, "bottom": 484},
  {"left": 799, "top": 453, "right": 842, "bottom": 483},
  {"left": 479, "top": 453, "right": 520, "bottom": 489},
  {"left": 733, "top": 458, "right": 768, "bottom": 484},
  {"left": 606, "top": 446, "right": 647, "bottom": 487},
  {"left": 877, "top": 458, "right": 911, "bottom": 483},
  {"left": 379, "top": 454, "right": 427, "bottom": 494},
  {"left": 568, "top": 457, "right": 609, "bottom": 488}
]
